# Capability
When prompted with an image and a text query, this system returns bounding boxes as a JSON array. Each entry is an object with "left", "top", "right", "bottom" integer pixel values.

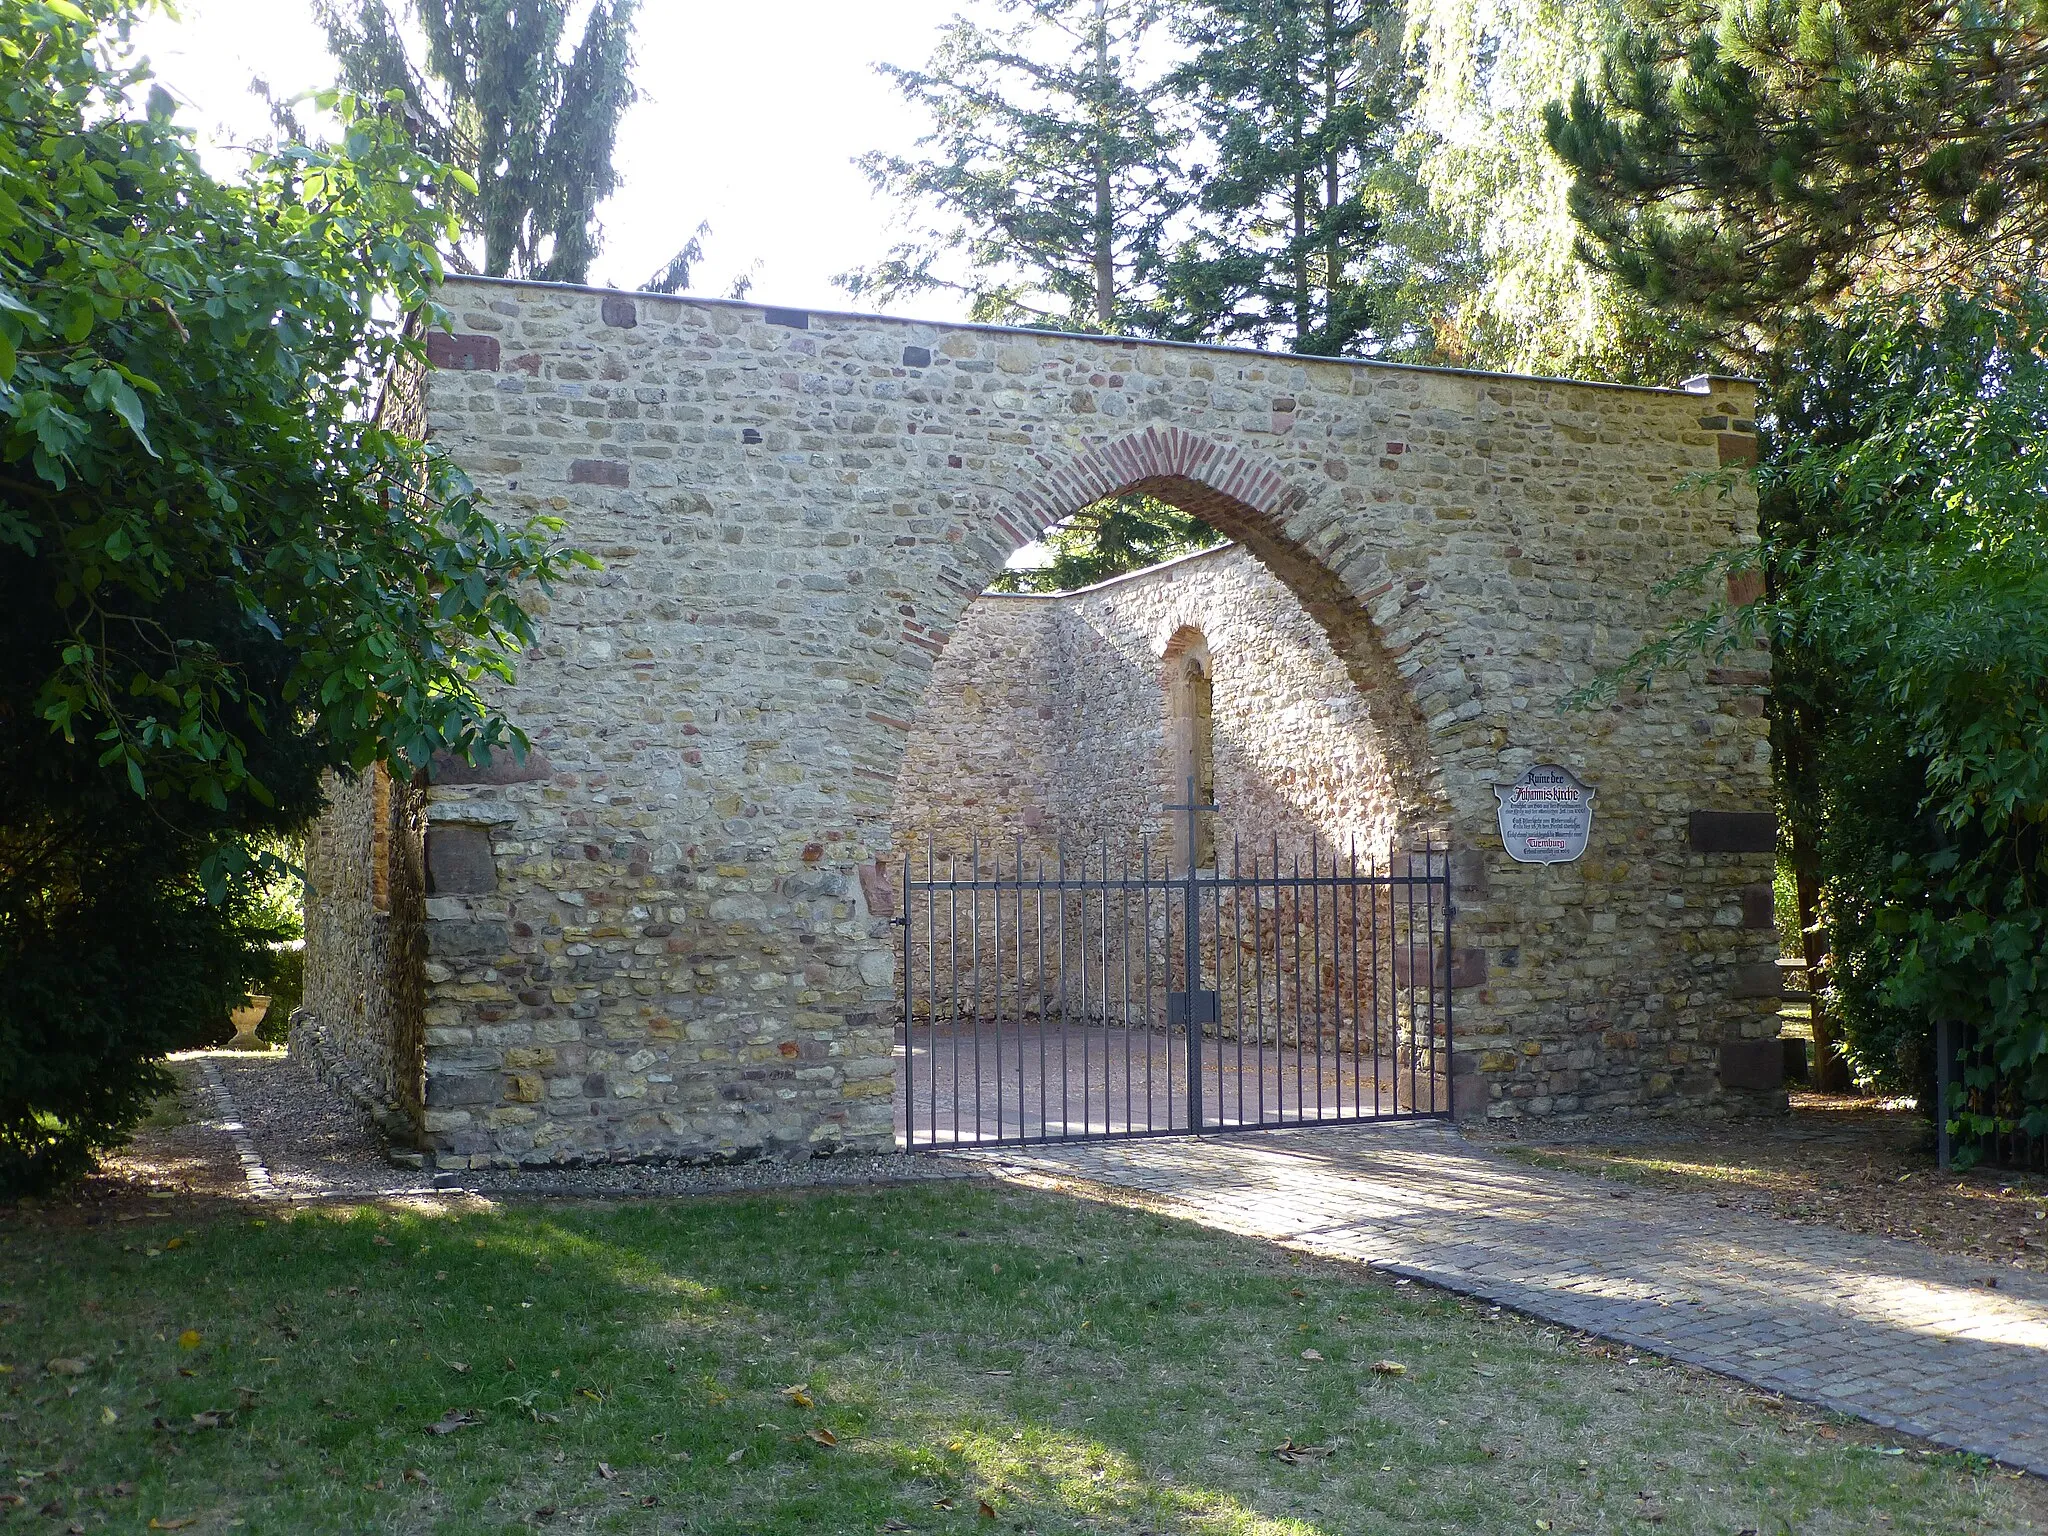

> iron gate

[{"left": 895, "top": 817, "right": 1454, "bottom": 1148}]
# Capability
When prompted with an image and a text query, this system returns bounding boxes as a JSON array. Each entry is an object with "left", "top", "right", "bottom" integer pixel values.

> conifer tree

[
  {"left": 1164, "top": 0, "right": 1420, "bottom": 355},
  {"left": 317, "top": 0, "right": 638, "bottom": 283},
  {"left": 841, "top": 0, "right": 1184, "bottom": 332},
  {"left": 1543, "top": 0, "right": 2048, "bottom": 342}
]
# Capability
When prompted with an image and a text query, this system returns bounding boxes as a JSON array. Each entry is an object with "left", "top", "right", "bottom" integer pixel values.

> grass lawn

[{"left": 3, "top": 1182, "right": 2038, "bottom": 1534}]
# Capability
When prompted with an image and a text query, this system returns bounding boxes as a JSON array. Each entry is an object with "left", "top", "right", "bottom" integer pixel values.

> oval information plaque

[{"left": 1494, "top": 764, "right": 1595, "bottom": 864}]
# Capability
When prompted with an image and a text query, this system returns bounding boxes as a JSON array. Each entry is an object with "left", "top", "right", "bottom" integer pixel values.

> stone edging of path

[{"left": 197, "top": 1058, "right": 275, "bottom": 1199}]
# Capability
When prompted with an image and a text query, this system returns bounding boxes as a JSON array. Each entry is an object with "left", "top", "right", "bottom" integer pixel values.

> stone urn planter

[{"left": 228, "top": 995, "right": 272, "bottom": 1051}]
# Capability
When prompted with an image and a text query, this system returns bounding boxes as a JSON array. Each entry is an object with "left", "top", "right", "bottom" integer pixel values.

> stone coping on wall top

[
  {"left": 985, "top": 540, "right": 1243, "bottom": 602},
  {"left": 435, "top": 273, "right": 1761, "bottom": 401}
]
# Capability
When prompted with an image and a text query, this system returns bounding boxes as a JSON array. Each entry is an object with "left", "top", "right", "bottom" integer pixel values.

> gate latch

[{"left": 1167, "top": 990, "right": 1220, "bottom": 1027}]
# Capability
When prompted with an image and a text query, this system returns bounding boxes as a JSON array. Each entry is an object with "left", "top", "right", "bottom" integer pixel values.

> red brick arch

[
  {"left": 995, "top": 427, "right": 1308, "bottom": 555},
  {"left": 977, "top": 427, "right": 1446, "bottom": 835}
]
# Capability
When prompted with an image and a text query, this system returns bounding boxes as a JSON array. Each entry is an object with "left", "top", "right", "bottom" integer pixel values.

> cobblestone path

[{"left": 972, "top": 1121, "right": 2048, "bottom": 1476}]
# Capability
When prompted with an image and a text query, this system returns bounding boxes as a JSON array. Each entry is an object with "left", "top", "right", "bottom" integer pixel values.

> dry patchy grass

[{"left": 1, "top": 1184, "right": 2040, "bottom": 1534}]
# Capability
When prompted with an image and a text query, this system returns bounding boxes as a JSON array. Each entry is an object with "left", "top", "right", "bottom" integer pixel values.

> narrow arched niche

[{"left": 1161, "top": 625, "right": 1217, "bottom": 868}]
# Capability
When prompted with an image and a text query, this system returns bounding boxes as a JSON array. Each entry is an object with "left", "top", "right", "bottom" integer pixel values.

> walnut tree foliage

[
  {"left": 0, "top": 0, "right": 583, "bottom": 1190},
  {"left": 1587, "top": 296, "right": 2048, "bottom": 1149},
  {"left": 1543, "top": 0, "right": 2048, "bottom": 344},
  {"left": 989, "top": 495, "right": 1221, "bottom": 591},
  {"left": 317, "top": 0, "right": 638, "bottom": 283},
  {"left": 840, "top": 0, "right": 1186, "bottom": 332}
]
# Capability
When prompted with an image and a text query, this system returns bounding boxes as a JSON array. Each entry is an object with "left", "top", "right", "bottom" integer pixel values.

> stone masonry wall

[
  {"left": 892, "top": 544, "right": 1423, "bottom": 1053},
  {"left": 891, "top": 542, "right": 1403, "bottom": 881},
  {"left": 296, "top": 766, "right": 426, "bottom": 1139},
  {"left": 303, "top": 276, "right": 1780, "bottom": 1168}
]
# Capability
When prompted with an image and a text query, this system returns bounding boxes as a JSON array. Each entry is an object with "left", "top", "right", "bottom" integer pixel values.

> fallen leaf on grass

[
  {"left": 933, "top": 1498, "right": 956, "bottom": 1510},
  {"left": 177, "top": 1330, "right": 201, "bottom": 1350},
  {"left": 404, "top": 1469, "right": 429, "bottom": 1484},
  {"left": 425, "top": 1410, "right": 482, "bottom": 1435},
  {"left": 189, "top": 1409, "right": 234, "bottom": 1431},
  {"left": 639, "top": 1495, "right": 660, "bottom": 1507},
  {"left": 445, "top": 1360, "right": 471, "bottom": 1375},
  {"left": 99, "top": 1406, "right": 118, "bottom": 1425},
  {"left": 725, "top": 1448, "right": 746, "bottom": 1465},
  {"left": 1370, "top": 1360, "right": 1407, "bottom": 1376},
  {"left": 148, "top": 1520, "right": 196, "bottom": 1531},
  {"left": 596, "top": 1462, "right": 616, "bottom": 1481},
  {"left": 979, "top": 1500, "right": 998, "bottom": 1518},
  {"left": 806, "top": 1428, "right": 838, "bottom": 1447},
  {"left": 780, "top": 1384, "right": 815, "bottom": 1407},
  {"left": 1299, "top": 1349, "right": 1323, "bottom": 1361},
  {"left": 882, "top": 1521, "right": 913, "bottom": 1533},
  {"left": 1271, "top": 1438, "right": 1334, "bottom": 1465},
  {"left": 45, "top": 1358, "right": 90, "bottom": 1376}
]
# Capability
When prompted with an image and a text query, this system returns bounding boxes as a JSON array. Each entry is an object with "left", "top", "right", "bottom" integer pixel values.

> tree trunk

[
  {"left": 1792, "top": 827, "right": 1853, "bottom": 1093},
  {"left": 1092, "top": 1, "right": 1116, "bottom": 331},
  {"left": 1322, "top": 0, "right": 1342, "bottom": 334}
]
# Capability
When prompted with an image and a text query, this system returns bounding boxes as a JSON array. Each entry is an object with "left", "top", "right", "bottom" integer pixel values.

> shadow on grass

[{"left": 1, "top": 1184, "right": 2036, "bottom": 1535}]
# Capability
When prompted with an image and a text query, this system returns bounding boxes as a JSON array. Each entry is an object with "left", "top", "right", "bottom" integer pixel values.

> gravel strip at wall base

[{"left": 203, "top": 1051, "right": 986, "bottom": 1203}]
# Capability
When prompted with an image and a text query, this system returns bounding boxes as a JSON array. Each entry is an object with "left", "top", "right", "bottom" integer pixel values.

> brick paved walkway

[{"left": 972, "top": 1121, "right": 2048, "bottom": 1476}]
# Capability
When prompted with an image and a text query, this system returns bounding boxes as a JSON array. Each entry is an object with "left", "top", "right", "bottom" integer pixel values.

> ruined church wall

[
  {"left": 892, "top": 543, "right": 1401, "bottom": 876},
  {"left": 329, "top": 276, "right": 1782, "bottom": 1169}
]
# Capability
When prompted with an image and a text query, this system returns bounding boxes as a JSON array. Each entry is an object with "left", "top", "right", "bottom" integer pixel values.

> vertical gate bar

[
  {"left": 1056, "top": 839, "right": 1068, "bottom": 1142},
  {"left": 1441, "top": 842, "right": 1454, "bottom": 1118},
  {"left": 1183, "top": 779, "right": 1202, "bottom": 1135},
  {"left": 1311, "top": 837, "right": 1325, "bottom": 1124},
  {"left": 905, "top": 835, "right": 921, "bottom": 1146},
  {"left": 1232, "top": 835, "right": 1245, "bottom": 1129},
  {"left": 925, "top": 836, "right": 937, "bottom": 1147},
  {"left": 947, "top": 848, "right": 959, "bottom": 1145},
  {"left": 990, "top": 840, "right": 1002, "bottom": 1144},
  {"left": 1404, "top": 843, "right": 1418, "bottom": 1115},
  {"left": 1209, "top": 841, "right": 1223, "bottom": 1131},
  {"left": 1016, "top": 836, "right": 1028, "bottom": 1143},
  {"left": 970, "top": 838, "right": 982, "bottom": 1146},
  {"left": 1035, "top": 850, "right": 1048, "bottom": 1144},
  {"left": 1142, "top": 839, "right": 1156, "bottom": 1132},
  {"left": 1288, "top": 847, "right": 1303, "bottom": 1122},
  {"left": 1099, "top": 838, "right": 1111, "bottom": 1135},
  {"left": 1425, "top": 847, "right": 1441, "bottom": 1122},
  {"left": 1370, "top": 846, "right": 1382, "bottom": 1116},
  {"left": 1261, "top": 843, "right": 1277, "bottom": 1122},
  {"left": 1253, "top": 845, "right": 1266, "bottom": 1127},
  {"left": 1425, "top": 843, "right": 1441, "bottom": 1122},
  {"left": 1121, "top": 838, "right": 1133, "bottom": 1135},
  {"left": 1343, "top": 843, "right": 1359, "bottom": 1122}
]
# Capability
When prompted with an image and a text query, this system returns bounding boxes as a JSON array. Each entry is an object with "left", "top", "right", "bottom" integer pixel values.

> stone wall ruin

[{"left": 295, "top": 275, "right": 1784, "bottom": 1168}]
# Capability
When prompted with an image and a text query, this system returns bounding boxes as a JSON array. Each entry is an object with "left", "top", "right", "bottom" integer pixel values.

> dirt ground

[{"left": 1470, "top": 1092, "right": 2048, "bottom": 1276}]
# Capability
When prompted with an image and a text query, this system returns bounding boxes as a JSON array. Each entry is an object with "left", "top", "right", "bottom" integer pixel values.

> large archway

[
  {"left": 884, "top": 448, "right": 1454, "bottom": 1143},
  {"left": 300, "top": 278, "right": 1781, "bottom": 1171}
]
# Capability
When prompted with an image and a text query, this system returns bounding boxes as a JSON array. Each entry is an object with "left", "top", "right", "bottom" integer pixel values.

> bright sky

[{"left": 131, "top": 0, "right": 976, "bottom": 320}]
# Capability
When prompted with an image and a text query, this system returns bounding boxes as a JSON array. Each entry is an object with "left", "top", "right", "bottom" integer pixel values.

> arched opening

[{"left": 886, "top": 431, "right": 1451, "bottom": 1148}]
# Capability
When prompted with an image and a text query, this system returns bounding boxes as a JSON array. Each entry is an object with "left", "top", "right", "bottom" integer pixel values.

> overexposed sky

[{"left": 132, "top": 0, "right": 975, "bottom": 319}]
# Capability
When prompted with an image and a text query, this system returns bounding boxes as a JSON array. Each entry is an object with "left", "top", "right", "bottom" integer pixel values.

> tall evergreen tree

[
  {"left": 1543, "top": 0, "right": 2048, "bottom": 345},
  {"left": 1164, "top": 0, "right": 1420, "bottom": 355},
  {"left": 840, "top": 0, "right": 1184, "bottom": 332},
  {"left": 317, "top": 0, "right": 638, "bottom": 283}
]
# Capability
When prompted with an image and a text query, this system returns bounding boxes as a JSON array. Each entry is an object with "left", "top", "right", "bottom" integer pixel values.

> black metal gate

[{"left": 895, "top": 812, "right": 1454, "bottom": 1148}]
